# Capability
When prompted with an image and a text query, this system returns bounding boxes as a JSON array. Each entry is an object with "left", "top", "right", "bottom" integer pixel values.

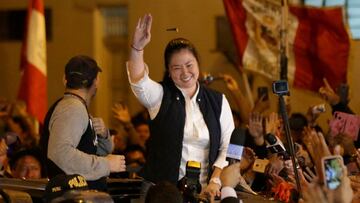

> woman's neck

[{"left": 179, "top": 83, "right": 198, "bottom": 99}]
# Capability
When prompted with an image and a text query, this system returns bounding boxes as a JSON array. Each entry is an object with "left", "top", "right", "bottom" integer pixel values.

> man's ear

[
  {"left": 93, "top": 75, "right": 100, "bottom": 87},
  {"left": 63, "top": 75, "right": 67, "bottom": 86}
]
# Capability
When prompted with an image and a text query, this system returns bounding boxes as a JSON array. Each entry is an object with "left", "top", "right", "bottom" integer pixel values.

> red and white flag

[
  {"left": 223, "top": 0, "right": 350, "bottom": 91},
  {"left": 18, "top": 0, "right": 47, "bottom": 123}
]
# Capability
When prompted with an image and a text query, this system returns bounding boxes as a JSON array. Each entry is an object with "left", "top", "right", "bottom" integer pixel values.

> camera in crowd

[
  {"left": 177, "top": 161, "right": 208, "bottom": 203},
  {"left": 272, "top": 80, "right": 289, "bottom": 96}
]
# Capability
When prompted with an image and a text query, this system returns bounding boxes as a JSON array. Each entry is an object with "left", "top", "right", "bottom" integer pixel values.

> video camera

[{"left": 272, "top": 80, "right": 289, "bottom": 96}]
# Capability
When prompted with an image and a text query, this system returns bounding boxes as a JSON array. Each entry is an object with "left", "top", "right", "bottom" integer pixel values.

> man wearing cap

[{"left": 41, "top": 55, "right": 126, "bottom": 191}]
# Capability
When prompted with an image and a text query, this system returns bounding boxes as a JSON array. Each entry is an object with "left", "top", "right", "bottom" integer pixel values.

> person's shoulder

[{"left": 53, "top": 97, "right": 87, "bottom": 116}]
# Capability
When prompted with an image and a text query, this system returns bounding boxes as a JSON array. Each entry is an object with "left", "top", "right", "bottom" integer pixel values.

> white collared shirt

[{"left": 128, "top": 65, "right": 234, "bottom": 185}]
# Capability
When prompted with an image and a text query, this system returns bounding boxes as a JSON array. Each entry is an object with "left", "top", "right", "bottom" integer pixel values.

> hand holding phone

[{"left": 329, "top": 111, "right": 360, "bottom": 140}]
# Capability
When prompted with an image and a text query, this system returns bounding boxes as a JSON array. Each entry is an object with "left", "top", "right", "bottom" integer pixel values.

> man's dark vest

[
  {"left": 40, "top": 94, "right": 107, "bottom": 191},
  {"left": 142, "top": 81, "right": 223, "bottom": 184}
]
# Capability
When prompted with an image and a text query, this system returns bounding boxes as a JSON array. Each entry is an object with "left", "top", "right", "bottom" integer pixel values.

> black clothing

[{"left": 142, "top": 80, "right": 223, "bottom": 184}]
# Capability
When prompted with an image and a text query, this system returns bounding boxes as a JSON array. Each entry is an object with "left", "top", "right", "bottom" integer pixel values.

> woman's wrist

[
  {"left": 131, "top": 44, "right": 143, "bottom": 52},
  {"left": 209, "top": 177, "right": 222, "bottom": 187}
]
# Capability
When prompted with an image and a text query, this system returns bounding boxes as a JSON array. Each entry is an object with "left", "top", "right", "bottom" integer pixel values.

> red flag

[
  {"left": 18, "top": 0, "right": 47, "bottom": 123},
  {"left": 223, "top": 0, "right": 350, "bottom": 91}
]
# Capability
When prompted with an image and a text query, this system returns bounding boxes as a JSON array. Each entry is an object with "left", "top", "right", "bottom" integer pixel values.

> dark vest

[
  {"left": 40, "top": 95, "right": 107, "bottom": 191},
  {"left": 142, "top": 81, "right": 223, "bottom": 184}
]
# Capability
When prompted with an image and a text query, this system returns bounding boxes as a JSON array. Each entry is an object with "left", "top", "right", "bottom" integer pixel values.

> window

[{"left": 0, "top": 9, "right": 52, "bottom": 41}]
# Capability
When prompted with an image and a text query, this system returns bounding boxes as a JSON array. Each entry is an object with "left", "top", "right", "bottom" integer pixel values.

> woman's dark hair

[{"left": 163, "top": 38, "right": 200, "bottom": 83}]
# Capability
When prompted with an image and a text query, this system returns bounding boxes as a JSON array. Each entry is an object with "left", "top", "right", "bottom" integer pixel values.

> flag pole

[
  {"left": 279, "top": 0, "right": 302, "bottom": 198},
  {"left": 280, "top": 0, "right": 288, "bottom": 80},
  {"left": 241, "top": 69, "right": 254, "bottom": 109}
]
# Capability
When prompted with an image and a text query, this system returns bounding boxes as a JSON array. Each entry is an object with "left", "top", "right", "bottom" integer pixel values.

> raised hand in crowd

[
  {"left": 112, "top": 102, "right": 146, "bottom": 148},
  {"left": 265, "top": 112, "right": 280, "bottom": 136},
  {"left": 252, "top": 95, "right": 271, "bottom": 114},
  {"left": 327, "top": 133, "right": 357, "bottom": 157},
  {"left": 305, "top": 104, "right": 323, "bottom": 127},
  {"left": 301, "top": 166, "right": 353, "bottom": 203},
  {"left": 265, "top": 154, "right": 284, "bottom": 176},
  {"left": 300, "top": 177, "right": 329, "bottom": 203},
  {"left": 295, "top": 143, "right": 313, "bottom": 169},
  {"left": 349, "top": 175, "right": 360, "bottom": 201},
  {"left": 248, "top": 112, "right": 264, "bottom": 146},
  {"left": 319, "top": 78, "right": 340, "bottom": 106},
  {"left": 221, "top": 73, "right": 239, "bottom": 92},
  {"left": 113, "top": 102, "right": 132, "bottom": 124},
  {"left": 240, "top": 147, "right": 256, "bottom": 172},
  {"left": 302, "top": 127, "right": 331, "bottom": 183}
]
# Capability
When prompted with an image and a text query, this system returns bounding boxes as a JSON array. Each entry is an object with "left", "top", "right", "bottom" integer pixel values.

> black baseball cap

[
  {"left": 65, "top": 55, "right": 102, "bottom": 89},
  {"left": 44, "top": 174, "right": 89, "bottom": 202}
]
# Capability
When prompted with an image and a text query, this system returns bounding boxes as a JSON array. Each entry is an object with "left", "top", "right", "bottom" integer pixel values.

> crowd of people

[{"left": 0, "top": 13, "right": 359, "bottom": 203}]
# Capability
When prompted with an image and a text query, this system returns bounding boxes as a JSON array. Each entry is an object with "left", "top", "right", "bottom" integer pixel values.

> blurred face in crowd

[
  {"left": 113, "top": 133, "right": 127, "bottom": 153},
  {"left": 169, "top": 49, "right": 199, "bottom": 95},
  {"left": 126, "top": 150, "right": 146, "bottom": 168},
  {"left": 135, "top": 124, "right": 150, "bottom": 145},
  {"left": 12, "top": 155, "right": 42, "bottom": 179}
]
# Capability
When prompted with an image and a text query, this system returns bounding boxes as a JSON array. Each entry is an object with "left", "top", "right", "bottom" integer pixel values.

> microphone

[
  {"left": 226, "top": 128, "right": 246, "bottom": 164},
  {"left": 265, "top": 133, "right": 286, "bottom": 154},
  {"left": 199, "top": 74, "right": 223, "bottom": 85}
]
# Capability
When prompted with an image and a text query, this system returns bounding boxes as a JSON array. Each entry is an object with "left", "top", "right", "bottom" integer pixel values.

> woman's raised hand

[{"left": 132, "top": 14, "right": 152, "bottom": 51}]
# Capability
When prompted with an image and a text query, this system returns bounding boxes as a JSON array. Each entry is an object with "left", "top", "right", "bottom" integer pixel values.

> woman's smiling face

[{"left": 168, "top": 49, "right": 199, "bottom": 92}]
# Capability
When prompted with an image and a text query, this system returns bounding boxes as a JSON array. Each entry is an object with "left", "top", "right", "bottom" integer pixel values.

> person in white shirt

[{"left": 127, "top": 14, "right": 234, "bottom": 198}]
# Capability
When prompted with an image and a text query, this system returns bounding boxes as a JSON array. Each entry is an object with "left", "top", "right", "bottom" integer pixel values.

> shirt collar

[{"left": 175, "top": 82, "right": 200, "bottom": 102}]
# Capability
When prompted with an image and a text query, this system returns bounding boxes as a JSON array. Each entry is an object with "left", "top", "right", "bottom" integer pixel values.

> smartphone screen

[
  {"left": 257, "top": 87, "right": 269, "bottom": 100},
  {"left": 323, "top": 156, "right": 343, "bottom": 190}
]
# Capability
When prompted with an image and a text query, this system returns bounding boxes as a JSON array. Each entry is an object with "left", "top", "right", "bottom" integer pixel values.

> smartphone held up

[{"left": 322, "top": 155, "right": 344, "bottom": 190}]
